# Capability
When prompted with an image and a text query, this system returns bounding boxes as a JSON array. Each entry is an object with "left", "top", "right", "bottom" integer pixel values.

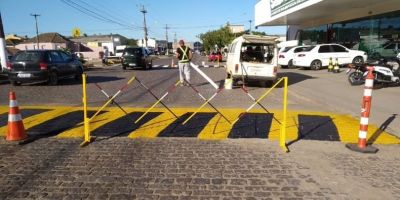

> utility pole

[
  {"left": 31, "top": 13, "right": 40, "bottom": 49},
  {"left": 0, "top": 12, "right": 8, "bottom": 72},
  {"left": 140, "top": 6, "right": 148, "bottom": 47},
  {"left": 248, "top": 19, "right": 252, "bottom": 34},
  {"left": 165, "top": 24, "right": 169, "bottom": 55},
  {"left": 173, "top": 32, "right": 177, "bottom": 51}
]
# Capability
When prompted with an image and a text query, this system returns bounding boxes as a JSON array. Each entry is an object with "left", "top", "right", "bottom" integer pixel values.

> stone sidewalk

[{"left": 0, "top": 138, "right": 399, "bottom": 199}]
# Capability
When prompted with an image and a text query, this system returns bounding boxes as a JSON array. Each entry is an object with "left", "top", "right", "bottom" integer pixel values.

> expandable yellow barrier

[{"left": 81, "top": 73, "right": 136, "bottom": 146}]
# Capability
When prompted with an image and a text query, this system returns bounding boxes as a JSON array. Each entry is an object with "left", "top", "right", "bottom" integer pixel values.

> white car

[
  {"left": 278, "top": 46, "right": 309, "bottom": 68},
  {"left": 292, "top": 44, "right": 367, "bottom": 70}
]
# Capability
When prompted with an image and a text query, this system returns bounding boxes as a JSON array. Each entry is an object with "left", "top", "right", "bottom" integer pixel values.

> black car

[
  {"left": 7, "top": 50, "right": 84, "bottom": 86},
  {"left": 121, "top": 47, "right": 154, "bottom": 70}
]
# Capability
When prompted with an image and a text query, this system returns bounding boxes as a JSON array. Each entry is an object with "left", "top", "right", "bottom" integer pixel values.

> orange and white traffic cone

[
  {"left": 346, "top": 67, "right": 378, "bottom": 153},
  {"left": 6, "top": 91, "right": 27, "bottom": 141}
]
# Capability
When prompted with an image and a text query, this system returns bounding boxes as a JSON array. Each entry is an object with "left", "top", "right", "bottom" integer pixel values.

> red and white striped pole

[{"left": 346, "top": 66, "right": 378, "bottom": 153}]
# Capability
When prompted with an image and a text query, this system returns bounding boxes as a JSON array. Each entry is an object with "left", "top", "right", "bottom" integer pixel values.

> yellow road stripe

[
  {"left": 197, "top": 109, "right": 241, "bottom": 140},
  {"left": 128, "top": 108, "right": 185, "bottom": 139}
]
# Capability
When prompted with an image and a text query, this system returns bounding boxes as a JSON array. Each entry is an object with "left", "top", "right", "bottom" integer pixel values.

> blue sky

[{"left": 0, "top": 0, "right": 286, "bottom": 41}]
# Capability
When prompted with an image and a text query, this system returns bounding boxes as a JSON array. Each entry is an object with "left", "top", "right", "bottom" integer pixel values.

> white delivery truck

[
  {"left": 226, "top": 34, "right": 279, "bottom": 87},
  {"left": 115, "top": 45, "right": 127, "bottom": 58}
]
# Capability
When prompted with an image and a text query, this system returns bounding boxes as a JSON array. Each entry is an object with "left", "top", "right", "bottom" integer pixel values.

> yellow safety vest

[{"left": 179, "top": 46, "right": 189, "bottom": 63}]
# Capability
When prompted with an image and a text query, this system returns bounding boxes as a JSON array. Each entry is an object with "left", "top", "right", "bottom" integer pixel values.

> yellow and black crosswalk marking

[{"left": 0, "top": 106, "right": 399, "bottom": 144}]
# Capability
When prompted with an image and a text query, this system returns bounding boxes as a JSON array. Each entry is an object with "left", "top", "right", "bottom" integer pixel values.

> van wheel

[
  {"left": 259, "top": 80, "right": 273, "bottom": 88},
  {"left": 48, "top": 71, "right": 58, "bottom": 85},
  {"left": 310, "top": 60, "right": 322, "bottom": 70},
  {"left": 11, "top": 81, "right": 21, "bottom": 86}
]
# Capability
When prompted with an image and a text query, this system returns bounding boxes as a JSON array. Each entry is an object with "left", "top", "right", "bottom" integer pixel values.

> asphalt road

[{"left": 0, "top": 54, "right": 399, "bottom": 137}]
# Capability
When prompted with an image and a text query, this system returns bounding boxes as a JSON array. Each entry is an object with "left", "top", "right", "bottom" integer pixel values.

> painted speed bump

[{"left": 0, "top": 106, "right": 398, "bottom": 145}]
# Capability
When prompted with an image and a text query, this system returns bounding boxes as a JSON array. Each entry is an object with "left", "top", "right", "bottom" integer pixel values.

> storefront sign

[{"left": 270, "top": 0, "right": 309, "bottom": 17}]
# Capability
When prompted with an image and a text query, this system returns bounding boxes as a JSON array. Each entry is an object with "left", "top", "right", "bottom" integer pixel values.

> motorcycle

[{"left": 347, "top": 58, "right": 400, "bottom": 86}]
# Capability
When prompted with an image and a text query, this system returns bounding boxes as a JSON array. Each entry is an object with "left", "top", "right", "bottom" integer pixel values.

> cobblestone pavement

[{"left": 0, "top": 138, "right": 399, "bottom": 199}]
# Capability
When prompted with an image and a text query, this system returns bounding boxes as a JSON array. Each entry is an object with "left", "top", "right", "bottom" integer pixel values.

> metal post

[
  {"left": 80, "top": 73, "right": 91, "bottom": 146},
  {"left": 280, "top": 77, "right": 289, "bottom": 152}
]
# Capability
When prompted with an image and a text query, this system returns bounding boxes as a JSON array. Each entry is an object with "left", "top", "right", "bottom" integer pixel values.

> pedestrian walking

[
  {"left": 102, "top": 46, "right": 109, "bottom": 65},
  {"left": 176, "top": 40, "right": 192, "bottom": 86}
]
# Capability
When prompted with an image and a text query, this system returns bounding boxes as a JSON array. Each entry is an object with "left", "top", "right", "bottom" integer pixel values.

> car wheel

[
  {"left": 352, "top": 56, "right": 364, "bottom": 65},
  {"left": 280, "top": 65, "right": 288, "bottom": 69},
  {"left": 74, "top": 67, "right": 83, "bottom": 80},
  {"left": 48, "top": 71, "right": 58, "bottom": 86},
  {"left": 122, "top": 65, "right": 127, "bottom": 70},
  {"left": 288, "top": 59, "right": 294, "bottom": 68},
  {"left": 310, "top": 60, "right": 322, "bottom": 70},
  {"left": 11, "top": 81, "right": 21, "bottom": 86}
]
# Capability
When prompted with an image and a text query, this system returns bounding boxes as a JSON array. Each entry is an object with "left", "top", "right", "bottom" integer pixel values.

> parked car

[
  {"left": 121, "top": 47, "right": 154, "bottom": 70},
  {"left": 278, "top": 45, "right": 309, "bottom": 68},
  {"left": 226, "top": 34, "right": 278, "bottom": 87},
  {"left": 372, "top": 41, "right": 400, "bottom": 59},
  {"left": 292, "top": 44, "right": 367, "bottom": 70},
  {"left": 7, "top": 50, "right": 83, "bottom": 86},
  {"left": 208, "top": 51, "right": 223, "bottom": 62}
]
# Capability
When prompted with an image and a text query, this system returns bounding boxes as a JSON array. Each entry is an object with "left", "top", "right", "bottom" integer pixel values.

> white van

[
  {"left": 115, "top": 45, "right": 127, "bottom": 58},
  {"left": 226, "top": 35, "right": 279, "bottom": 86}
]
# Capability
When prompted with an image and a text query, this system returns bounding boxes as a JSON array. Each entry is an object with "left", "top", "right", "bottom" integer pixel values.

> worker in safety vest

[{"left": 175, "top": 39, "right": 192, "bottom": 86}]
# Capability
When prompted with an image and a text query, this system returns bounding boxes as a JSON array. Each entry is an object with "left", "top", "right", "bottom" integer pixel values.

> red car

[{"left": 208, "top": 51, "right": 223, "bottom": 62}]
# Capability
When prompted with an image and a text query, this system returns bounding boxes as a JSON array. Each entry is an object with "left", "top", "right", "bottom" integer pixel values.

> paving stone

[{"left": 0, "top": 138, "right": 398, "bottom": 199}]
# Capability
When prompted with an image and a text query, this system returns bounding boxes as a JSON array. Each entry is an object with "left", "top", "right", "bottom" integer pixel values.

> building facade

[
  {"left": 15, "top": 32, "right": 74, "bottom": 51},
  {"left": 255, "top": 0, "right": 400, "bottom": 58}
]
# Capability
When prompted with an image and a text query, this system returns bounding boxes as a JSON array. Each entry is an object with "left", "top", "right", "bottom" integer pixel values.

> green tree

[
  {"left": 200, "top": 26, "right": 235, "bottom": 52},
  {"left": 127, "top": 39, "right": 138, "bottom": 46},
  {"left": 199, "top": 26, "right": 269, "bottom": 53}
]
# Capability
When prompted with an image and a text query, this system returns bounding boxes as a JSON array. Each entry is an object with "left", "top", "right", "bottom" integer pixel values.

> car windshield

[
  {"left": 124, "top": 48, "right": 141, "bottom": 55},
  {"left": 13, "top": 51, "right": 42, "bottom": 62},
  {"left": 241, "top": 43, "right": 275, "bottom": 63}
]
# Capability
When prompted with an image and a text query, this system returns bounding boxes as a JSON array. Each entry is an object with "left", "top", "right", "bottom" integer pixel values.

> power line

[
  {"left": 60, "top": 0, "right": 141, "bottom": 30},
  {"left": 74, "top": 0, "right": 141, "bottom": 29}
]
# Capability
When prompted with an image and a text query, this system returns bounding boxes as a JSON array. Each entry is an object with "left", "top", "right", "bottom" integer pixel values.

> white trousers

[{"left": 178, "top": 62, "right": 191, "bottom": 83}]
